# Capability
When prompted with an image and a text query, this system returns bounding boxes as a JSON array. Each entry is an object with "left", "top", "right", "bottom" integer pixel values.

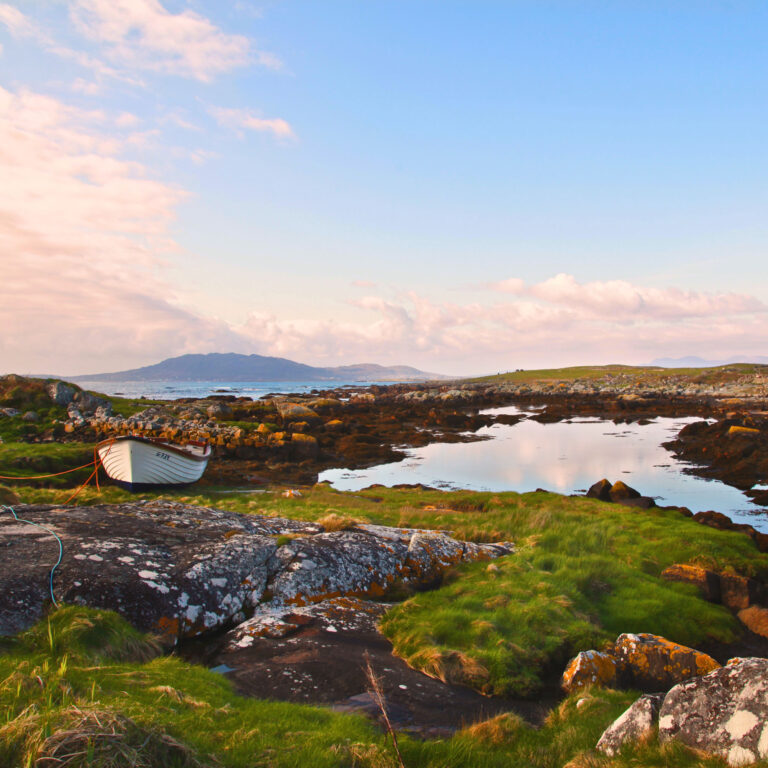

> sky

[{"left": 1, "top": 1, "right": 767, "bottom": 377}]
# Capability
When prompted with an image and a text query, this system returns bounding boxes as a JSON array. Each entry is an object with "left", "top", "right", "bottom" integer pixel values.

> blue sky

[{"left": 1, "top": 1, "right": 766, "bottom": 375}]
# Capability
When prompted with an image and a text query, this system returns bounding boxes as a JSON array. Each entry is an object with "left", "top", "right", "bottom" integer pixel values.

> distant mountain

[
  {"left": 651, "top": 355, "right": 768, "bottom": 368},
  {"left": 69, "top": 353, "right": 447, "bottom": 383}
]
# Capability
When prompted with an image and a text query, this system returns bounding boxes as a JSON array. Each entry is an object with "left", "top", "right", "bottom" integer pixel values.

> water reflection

[{"left": 319, "top": 414, "right": 767, "bottom": 531}]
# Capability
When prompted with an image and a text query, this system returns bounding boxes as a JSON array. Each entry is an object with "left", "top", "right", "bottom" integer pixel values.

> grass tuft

[
  {"left": 0, "top": 706, "right": 209, "bottom": 768},
  {"left": 19, "top": 606, "right": 162, "bottom": 664},
  {"left": 317, "top": 512, "right": 364, "bottom": 531},
  {"left": 462, "top": 712, "right": 525, "bottom": 745}
]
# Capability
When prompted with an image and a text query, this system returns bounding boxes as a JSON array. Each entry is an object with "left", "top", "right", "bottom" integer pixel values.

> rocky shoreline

[{"left": 4, "top": 371, "right": 768, "bottom": 503}]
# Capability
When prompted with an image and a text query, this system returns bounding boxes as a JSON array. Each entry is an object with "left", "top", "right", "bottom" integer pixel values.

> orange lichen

[
  {"left": 562, "top": 650, "right": 619, "bottom": 692},
  {"left": 155, "top": 615, "right": 180, "bottom": 642}
]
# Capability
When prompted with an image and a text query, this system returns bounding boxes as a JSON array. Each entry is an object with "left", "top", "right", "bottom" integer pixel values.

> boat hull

[{"left": 97, "top": 437, "right": 210, "bottom": 491}]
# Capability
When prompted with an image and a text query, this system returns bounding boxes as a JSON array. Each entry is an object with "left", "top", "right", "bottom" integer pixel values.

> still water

[{"left": 320, "top": 406, "right": 768, "bottom": 531}]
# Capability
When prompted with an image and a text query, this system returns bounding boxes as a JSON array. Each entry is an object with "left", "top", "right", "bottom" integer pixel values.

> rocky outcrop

[
  {"left": 0, "top": 502, "right": 513, "bottom": 643},
  {"left": 664, "top": 415, "right": 768, "bottom": 506},
  {"left": 584, "top": 478, "right": 656, "bottom": 509},
  {"left": 562, "top": 650, "right": 620, "bottom": 692},
  {"left": 562, "top": 633, "right": 720, "bottom": 693},
  {"left": 226, "top": 596, "right": 387, "bottom": 647},
  {"left": 613, "top": 632, "right": 720, "bottom": 691},
  {"left": 737, "top": 606, "right": 768, "bottom": 639},
  {"left": 267, "top": 524, "right": 512, "bottom": 606},
  {"left": 661, "top": 563, "right": 722, "bottom": 602},
  {"left": 586, "top": 478, "right": 612, "bottom": 501},
  {"left": 658, "top": 657, "right": 768, "bottom": 766},
  {"left": 46, "top": 381, "right": 76, "bottom": 406},
  {"left": 596, "top": 693, "right": 664, "bottom": 756},
  {"left": 596, "top": 658, "right": 768, "bottom": 765}
]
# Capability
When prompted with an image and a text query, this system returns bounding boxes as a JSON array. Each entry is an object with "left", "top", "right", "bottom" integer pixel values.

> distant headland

[{"left": 66, "top": 352, "right": 449, "bottom": 383}]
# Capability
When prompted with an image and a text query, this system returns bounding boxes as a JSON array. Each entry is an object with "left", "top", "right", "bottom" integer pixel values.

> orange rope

[
  {"left": 0, "top": 436, "right": 116, "bottom": 505},
  {"left": 61, "top": 438, "right": 115, "bottom": 504},
  {"left": 0, "top": 459, "right": 98, "bottom": 480}
]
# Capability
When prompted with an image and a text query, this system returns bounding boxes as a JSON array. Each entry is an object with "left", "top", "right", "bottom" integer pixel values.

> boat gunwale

[{"left": 97, "top": 435, "right": 211, "bottom": 463}]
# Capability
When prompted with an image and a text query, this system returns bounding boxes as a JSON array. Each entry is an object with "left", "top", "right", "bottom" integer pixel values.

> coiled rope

[{"left": 1, "top": 504, "right": 63, "bottom": 607}]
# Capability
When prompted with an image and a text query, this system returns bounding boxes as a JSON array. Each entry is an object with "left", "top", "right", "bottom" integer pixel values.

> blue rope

[{"left": 1, "top": 505, "right": 63, "bottom": 608}]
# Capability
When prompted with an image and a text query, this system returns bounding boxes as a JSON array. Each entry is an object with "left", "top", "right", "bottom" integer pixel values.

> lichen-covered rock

[
  {"left": 721, "top": 573, "right": 764, "bottom": 611},
  {"left": 2, "top": 502, "right": 512, "bottom": 644},
  {"left": 226, "top": 597, "right": 387, "bottom": 648},
  {"left": 206, "top": 403, "right": 233, "bottom": 419},
  {"left": 0, "top": 501, "right": 317, "bottom": 641},
  {"left": 614, "top": 632, "right": 720, "bottom": 691},
  {"left": 277, "top": 402, "right": 321, "bottom": 422},
  {"left": 728, "top": 425, "right": 760, "bottom": 437},
  {"left": 73, "top": 390, "right": 112, "bottom": 416},
  {"left": 738, "top": 606, "right": 768, "bottom": 639},
  {"left": 661, "top": 563, "right": 722, "bottom": 603},
  {"left": 290, "top": 432, "right": 318, "bottom": 458},
  {"left": 562, "top": 650, "right": 620, "bottom": 692},
  {"left": 596, "top": 693, "right": 664, "bottom": 756},
  {"left": 46, "top": 381, "right": 76, "bottom": 406},
  {"left": 406, "top": 532, "right": 466, "bottom": 579},
  {"left": 268, "top": 531, "right": 411, "bottom": 604},
  {"left": 659, "top": 657, "right": 768, "bottom": 766}
]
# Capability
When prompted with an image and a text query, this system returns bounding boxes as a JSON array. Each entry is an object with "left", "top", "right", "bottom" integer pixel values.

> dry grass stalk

[{"left": 362, "top": 652, "right": 405, "bottom": 768}]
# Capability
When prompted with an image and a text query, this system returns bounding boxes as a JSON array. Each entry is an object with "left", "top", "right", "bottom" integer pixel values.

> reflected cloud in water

[{"left": 320, "top": 415, "right": 767, "bottom": 531}]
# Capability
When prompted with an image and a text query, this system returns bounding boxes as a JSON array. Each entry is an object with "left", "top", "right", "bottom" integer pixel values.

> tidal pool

[{"left": 319, "top": 407, "right": 768, "bottom": 531}]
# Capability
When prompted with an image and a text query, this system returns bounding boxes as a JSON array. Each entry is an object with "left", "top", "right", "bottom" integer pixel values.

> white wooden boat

[{"left": 97, "top": 436, "right": 211, "bottom": 491}]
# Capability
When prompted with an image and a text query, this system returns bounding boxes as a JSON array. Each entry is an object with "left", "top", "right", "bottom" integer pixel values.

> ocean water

[
  {"left": 320, "top": 406, "right": 768, "bottom": 531},
  {"left": 73, "top": 379, "right": 400, "bottom": 400}
]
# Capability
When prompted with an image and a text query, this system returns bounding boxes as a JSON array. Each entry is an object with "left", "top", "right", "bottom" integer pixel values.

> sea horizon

[{"left": 68, "top": 378, "right": 415, "bottom": 401}]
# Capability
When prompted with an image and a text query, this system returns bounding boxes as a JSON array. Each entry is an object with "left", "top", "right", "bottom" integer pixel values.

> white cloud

[
  {"left": 229, "top": 278, "right": 768, "bottom": 373},
  {"left": 208, "top": 105, "right": 296, "bottom": 140},
  {"left": 492, "top": 273, "right": 765, "bottom": 321},
  {"left": 0, "top": 84, "right": 258, "bottom": 374},
  {"left": 0, "top": 4, "right": 143, "bottom": 86},
  {"left": 70, "top": 0, "right": 257, "bottom": 82},
  {"left": 0, "top": 3, "right": 42, "bottom": 39}
]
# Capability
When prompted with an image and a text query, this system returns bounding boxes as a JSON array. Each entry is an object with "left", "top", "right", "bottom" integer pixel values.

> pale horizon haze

[{"left": 2, "top": 1, "right": 767, "bottom": 377}]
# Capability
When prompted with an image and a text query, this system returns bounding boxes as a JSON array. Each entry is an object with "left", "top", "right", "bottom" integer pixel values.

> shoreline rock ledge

[{"left": 0, "top": 501, "right": 513, "bottom": 642}]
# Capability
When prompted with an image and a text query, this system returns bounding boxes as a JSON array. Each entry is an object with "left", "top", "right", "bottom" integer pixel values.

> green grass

[
  {"left": 11, "top": 483, "right": 761, "bottom": 699},
  {"left": 104, "top": 395, "right": 166, "bottom": 418},
  {"left": 0, "top": 442, "right": 99, "bottom": 488},
  {"left": 2, "top": 607, "right": 745, "bottom": 768},
  {"left": 469, "top": 363, "right": 768, "bottom": 385},
  {"left": 11, "top": 485, "right": 766, "bottom": 698}
]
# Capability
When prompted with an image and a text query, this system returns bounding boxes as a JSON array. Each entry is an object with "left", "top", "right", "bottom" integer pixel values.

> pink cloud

[
  {"left": 70, "top": 0, "right": 259, "bottom": 82},
  {"left": 491, "top": 273, "right": 766, "bottom": 321},
  {"left": 231, "top": 282, "right": 768, "bottom": 374},
  {"left": 208, "top": 105, "right": 296, "bottom": 140},
  {"left": 0, "top": 3, "right": 41, "bottom": 38},
  {"left": 0, "top": 4, "right": 141, "bottom": 86},
  {"left": 0, "top": 84, "right": 259, "bottom": 374}
]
